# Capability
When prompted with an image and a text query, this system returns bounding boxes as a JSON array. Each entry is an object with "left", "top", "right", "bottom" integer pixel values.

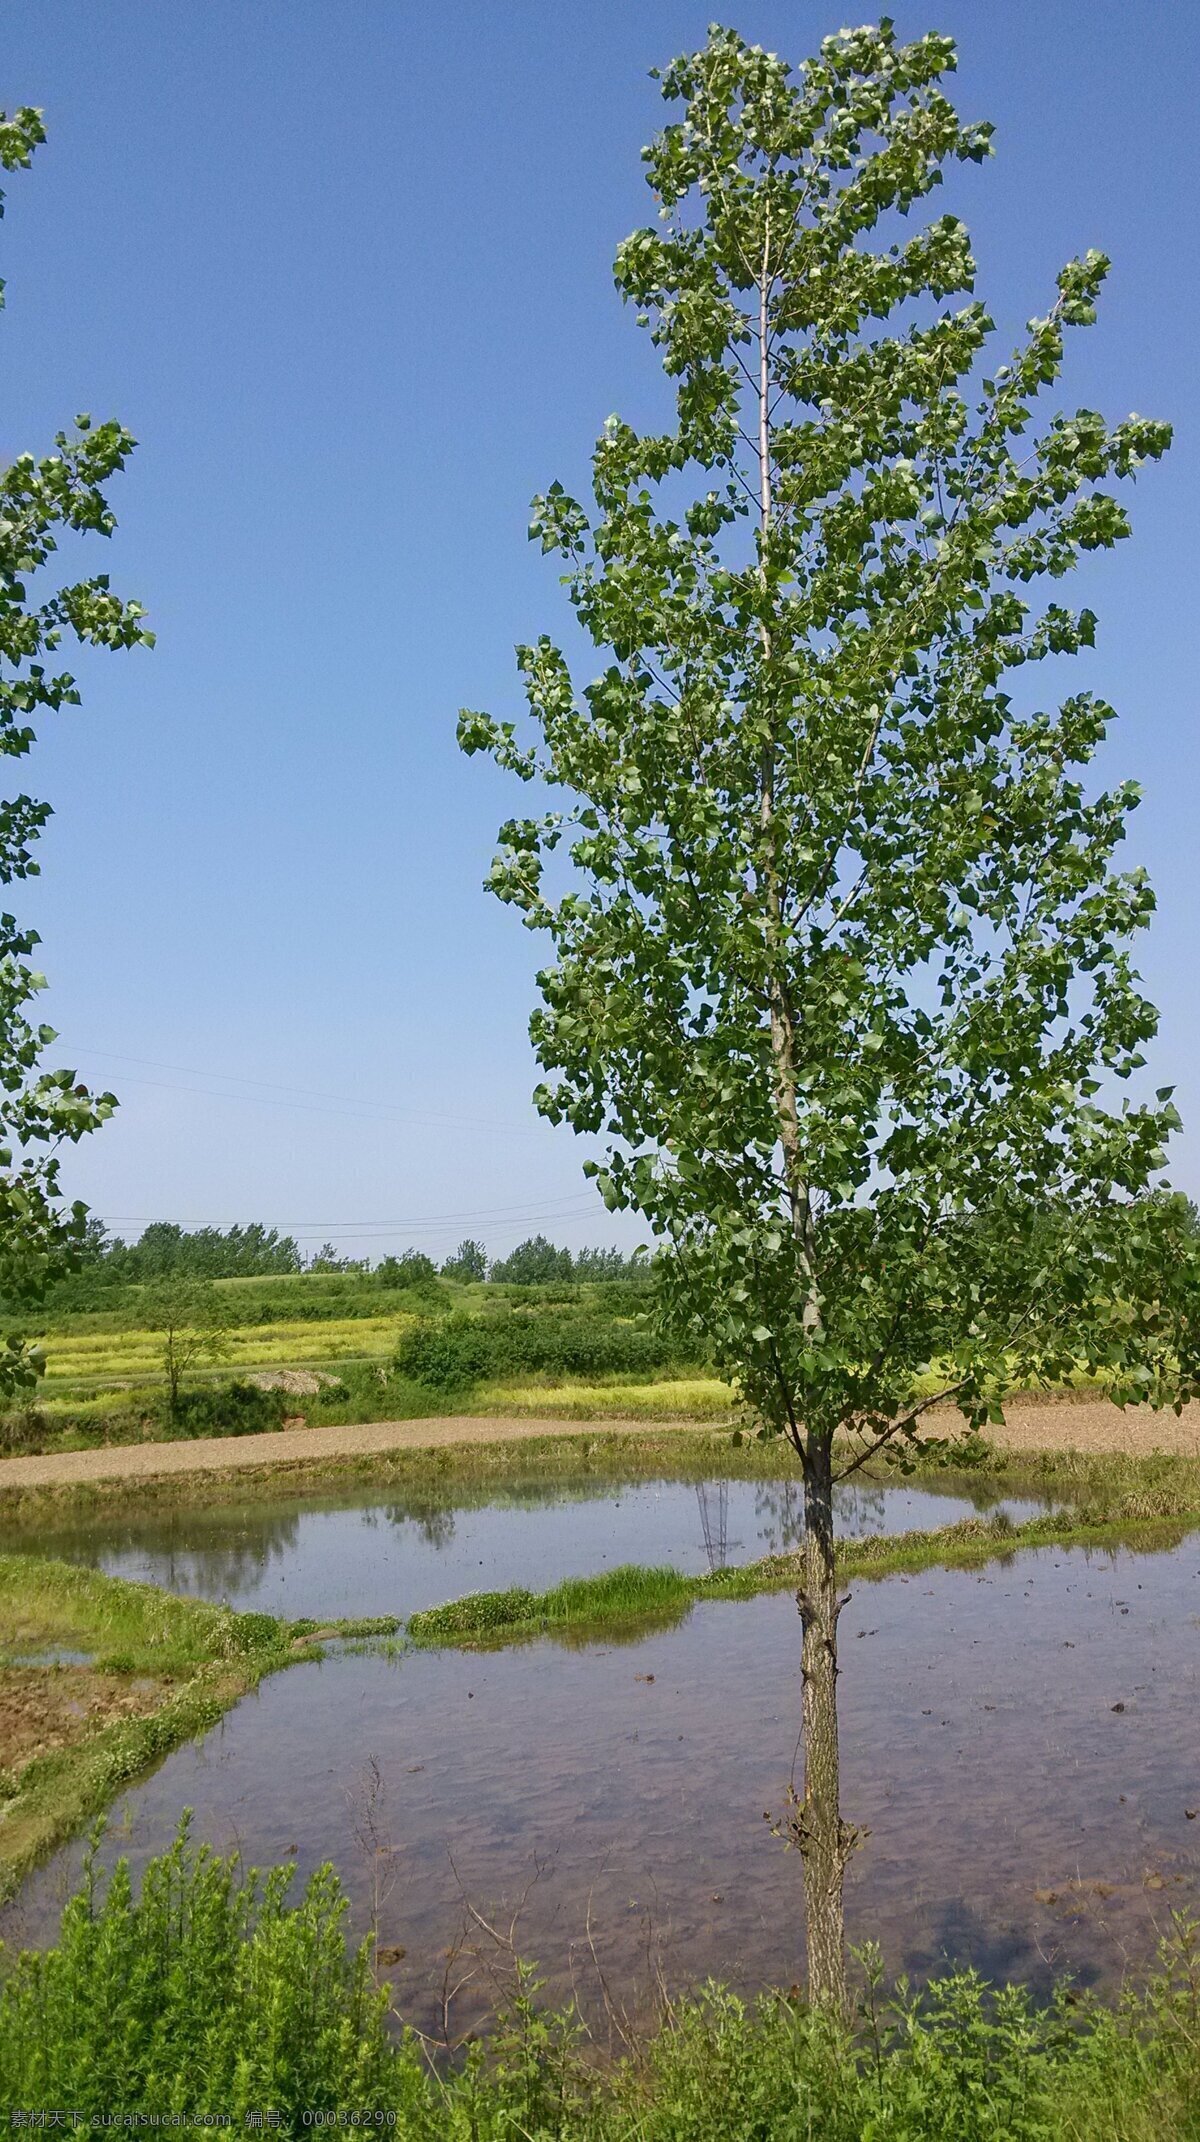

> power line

[
  {"left": 59, "top": 1045, "right": 548, "bottom": 1137},
  {"left": 95, "top": 1190, "right": 601, "bottom": 1238}
]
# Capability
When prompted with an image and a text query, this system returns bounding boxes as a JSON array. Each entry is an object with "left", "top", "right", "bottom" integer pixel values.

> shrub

[
  {"left": 5, "top": 1829, "right": 1200, "bottom": 2135},
  {"left": 0, "top": 1824, "right": 408, "bottom": 2118},
  {"left": 163, "top": 1380, "right": 290, "bottom": 1438},
  {"left": 0, "top": 1404, "right": 51, "bottom": 1455},
  {"left": 394, "top": 1308, "right": 687, "bottom": 1392},
  {"left": 374, "top": 1250, "right": 441, "bottom": 1293},
  {"left": 393, "top": 1314, "right": 496, "bottom": 1392}
]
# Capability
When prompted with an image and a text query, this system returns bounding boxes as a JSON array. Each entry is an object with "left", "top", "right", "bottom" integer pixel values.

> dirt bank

[{"left": 0, "top": 1396, "right": 1197, "bottom": 1495}]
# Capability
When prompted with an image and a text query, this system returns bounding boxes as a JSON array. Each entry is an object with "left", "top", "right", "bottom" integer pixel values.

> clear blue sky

[{"left": 2, "top": 2, "right": 1196, "bottom": 1262}]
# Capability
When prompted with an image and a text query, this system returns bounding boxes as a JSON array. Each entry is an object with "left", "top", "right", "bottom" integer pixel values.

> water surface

[
  {"left": 5, "top": 1534, "right": 1195, "bottom": 2029},
  {"left": 0, "top": 1473, "right": 1045, "bottom": 1620}
]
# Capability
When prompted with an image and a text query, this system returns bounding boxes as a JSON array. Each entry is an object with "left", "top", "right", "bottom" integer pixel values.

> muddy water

[
  {"left": 0, "top": 1474, "right": 1043, "bottom": 1620},
  {"left": 5, "top": 1535, "right": 1196, "bottom": 2027}
]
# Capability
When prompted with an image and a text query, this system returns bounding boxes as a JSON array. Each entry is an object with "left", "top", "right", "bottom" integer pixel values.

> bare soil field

[
  {"left": 0, "top": 1395, "right": 1197, "bottom": 1494},
  {"left": 0, "top": 1665, "right": 165, "bottom": 1783}
]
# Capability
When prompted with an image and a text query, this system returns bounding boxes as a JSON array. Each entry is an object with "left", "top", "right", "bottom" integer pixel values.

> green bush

[
  {"left": 393, "top": 1314, "right": 499, "bottom": 1391},
  {"left": 165, "top": 1380, "right": 290, "bottom": 1438},
  {"left": 5, "top": 1830, "right": 1200, "bottom": 2137},
  {"left": 375, "top": 1249, "right": 438, "bottom": 1288},
  {"left": 0, "top": 1404, "right": 52, "bottom": 1455},
  {"left": 303, "top": 1363, "right": 453, "bottom": 1427},
  {"left": 394, "top": 1308, "right": 688, "bottom": 1392},
  {"left": 0, "top": 1824, "right": 407, "bottom": 2119}
]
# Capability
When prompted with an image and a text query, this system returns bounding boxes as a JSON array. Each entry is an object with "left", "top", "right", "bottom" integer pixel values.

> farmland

[
  {"left": 0, "top": 1269, "right": 739, "bottom": 1457},
  {"left": 1, "top": 2, "right": 1197, "bottom": 2125},
  {"left": 9, "top": 1263, "right": 1149, "bottom": 1465}
]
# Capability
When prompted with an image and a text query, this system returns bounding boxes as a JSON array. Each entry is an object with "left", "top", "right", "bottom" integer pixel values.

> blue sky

[{"left": 1, "top": 1, "right": 1196, "bottom": 1262}]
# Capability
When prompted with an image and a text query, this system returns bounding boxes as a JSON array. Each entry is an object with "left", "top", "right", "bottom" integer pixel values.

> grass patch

[
  {"left": 408, "top": 1563, "right": 693, "bottom": 1645},
  {"left": 473, "top": 1374, "right": 735, "bottom": 1419},
  {"left": 0, "top": 1553, "right": 286, "bottom": 1673},
  {"left": 0, "top": 1555, "right": 398, "bottom": 1898},
  {"left": 407, "top": 1482, "right": 1200, "bottom": 1650}
]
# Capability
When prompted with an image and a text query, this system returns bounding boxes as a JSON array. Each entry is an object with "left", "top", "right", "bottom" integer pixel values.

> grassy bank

[
  {"left": 407, "top": 1470, "right": 1200, "bottom": 1648},
  {"left": 3, "top": 1825, "right": 1199, "bottom": 2139},
  {"left": 0, "top": 1556, "right": 398, "bottom": 1899},
  {"left": 0, "top": 1423, "right": 796, "bottom": 1519},
  {"left": 1, "top": 1414, "right": 1193, "bottom": 1532}
]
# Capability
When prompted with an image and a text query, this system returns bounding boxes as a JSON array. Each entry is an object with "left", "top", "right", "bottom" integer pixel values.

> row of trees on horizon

[{"left": 69, "top": 1220, "right": 649, "bottom": 1289}]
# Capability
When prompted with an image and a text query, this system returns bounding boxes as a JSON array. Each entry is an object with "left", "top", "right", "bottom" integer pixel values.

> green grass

[
  {"left": 0, "top": 1551, "right": 288, "bottom": 1673},
  {"left": 4, "top": 1823, "right": 1200, "bottom": 2137},
  {"left": 473, "top": 1373, "right": 735, "bottom": 1418},
  {"left": 408, "top": 1562, "right": 693, "bottom": 1644},
  {"left": 407, "top": 1474, "right": 1200, "bottom": 1649},
  {"left": 0, "top": 1555, "right": 399, "bottom": 1899}
]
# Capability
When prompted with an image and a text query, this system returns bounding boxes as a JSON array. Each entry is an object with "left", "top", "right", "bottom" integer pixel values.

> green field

[
  {"left": 0, "top": 1273, "right": 729, "bottom": 1454},
  {"left": 2, "top": 1267, "right": 1124, "bottom": 1464},
  {"left": 36, "top": 1309, "right": 424, "bottom": 1390}
]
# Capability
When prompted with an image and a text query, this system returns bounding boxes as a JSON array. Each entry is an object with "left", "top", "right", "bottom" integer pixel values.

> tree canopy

[
  {"left": 102, "top": 1222, "right": 303, "bottom": 1283},
  {"left": 462, "top": 21, "right": 1199, "bottom": 1461},
  {"left": 0, "top": 109, "right": 152, "bottom": 1389},
  {"left": 487, "top": 1234, "right": 647, "bottom": 1285},
  {"left": 461, "top": 18, "right": 1200, "bottom": 2005}
]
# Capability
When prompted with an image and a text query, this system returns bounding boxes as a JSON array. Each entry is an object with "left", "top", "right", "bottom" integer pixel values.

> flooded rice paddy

[
  {"left": 4, "top": 1471, "right": 1198, "bottom": 2027},
  {"left": 0, "top": 1472, "right": 1042, "bottom": 1619}
]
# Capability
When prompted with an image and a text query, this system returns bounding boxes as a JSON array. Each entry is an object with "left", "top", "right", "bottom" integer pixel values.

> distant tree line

[
  {"left": 40, "top": 1203, "right": 1200, "bottom": 1305},
  {"left": 481, "top": 1234, "right": 648, "bottom": 1284},
  {"left": 58, "top": 1222, "right": 650, "bottom": 1290},
  {"left": 86, "top": 1220, "right": 304, "bottom": 1281}
]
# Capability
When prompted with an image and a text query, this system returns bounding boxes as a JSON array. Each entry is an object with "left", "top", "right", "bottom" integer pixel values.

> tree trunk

[
  {"left": 752, "top": 197, "right": 847, "bottom": 2009},
  {"left": 798, "top": 1437, "right": 848, "bottom": 2009}
]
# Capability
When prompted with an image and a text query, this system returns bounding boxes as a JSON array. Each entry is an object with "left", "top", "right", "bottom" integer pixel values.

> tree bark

[{"left": 798, "top": 1435, "right": 849, "bottom": 2009}]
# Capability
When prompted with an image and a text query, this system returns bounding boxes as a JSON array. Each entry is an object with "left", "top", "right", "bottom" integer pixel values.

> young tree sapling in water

[{"left": 460, "top": 22, "right": 1200, "bottom": 2005}]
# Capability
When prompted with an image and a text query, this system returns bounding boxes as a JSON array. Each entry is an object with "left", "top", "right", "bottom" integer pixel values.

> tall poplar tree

[
  {"left": 0, "top": 109, "right": 151, "bottom": 1386},
  {"left": 461, "top": 24, "right": 1199, "bottom": 2003}
]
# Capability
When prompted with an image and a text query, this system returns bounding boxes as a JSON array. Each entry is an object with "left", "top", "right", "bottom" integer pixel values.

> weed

[{"left": 4, "top": 1829, "right": 1200, "bottom": 2136}]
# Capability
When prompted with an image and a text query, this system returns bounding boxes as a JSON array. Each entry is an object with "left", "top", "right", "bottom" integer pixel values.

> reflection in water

[
  {"left": 4, "top": 1537, "right": 1196, "bottom": 2032},
  {"left": 399, "top": 1506, "right": 457, "bottom": 1550},
  {"left": 0, "top": 1473, "right": 1048, "bottom": 1622},
  {"left": 756, "top": 1477, "right": 804, "bottom": 1555},
  {"left": 755, "top": 1479, "right": 903, "bottom": 1553},
  {"left": 695, "top": 1482, "right": 730, "bottom": 1571},
  {"left": 20, "top": 1511, "right": 308, "bottom": 1606}
]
